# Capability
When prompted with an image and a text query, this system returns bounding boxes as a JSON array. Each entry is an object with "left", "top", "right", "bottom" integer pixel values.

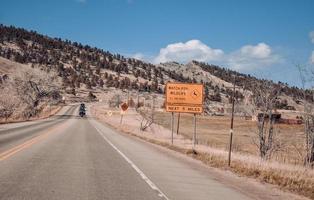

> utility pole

[{"left": 228, "top": 76, "right": 236, "bottom": 167}]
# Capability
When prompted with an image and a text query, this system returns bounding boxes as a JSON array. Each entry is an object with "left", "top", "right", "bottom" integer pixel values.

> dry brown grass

[
  {"left": 154, "top": 112, "right": 306, "bottom": 165},
  {"left": 100, "top": 120, "right": 314, "bottom": 199},
  {"left": 193, "top": 151, "right": 314, "bottom": 199}
]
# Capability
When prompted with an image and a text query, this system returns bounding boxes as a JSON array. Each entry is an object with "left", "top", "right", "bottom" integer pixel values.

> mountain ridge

[{"left": 0, "top": 24, "right": 311, "bottom": 113}]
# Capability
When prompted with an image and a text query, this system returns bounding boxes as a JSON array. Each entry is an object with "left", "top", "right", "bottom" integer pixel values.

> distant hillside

[{"left": 0, "top": 24, "right": 311, "bottom": 112}]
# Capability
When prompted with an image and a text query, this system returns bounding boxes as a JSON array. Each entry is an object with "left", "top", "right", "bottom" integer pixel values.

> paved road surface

[{"left": 0, "top": 105, "right": 252, "bottom": 200}]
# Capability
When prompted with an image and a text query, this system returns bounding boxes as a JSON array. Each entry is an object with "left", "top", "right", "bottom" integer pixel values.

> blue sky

[{"left": 0, "top": 0, "right": 314, "bottom": 87}]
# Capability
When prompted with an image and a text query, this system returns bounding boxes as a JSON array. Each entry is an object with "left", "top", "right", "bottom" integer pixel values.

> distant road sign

[
  {"left": 120, "top": 102, "right": 129, "bottom": 111},
  {"left": 166, "top": 82, "right": 204, "bottom": 113},
  {"left": 107, "top": 110, "right": 113, "bottom": 116}
]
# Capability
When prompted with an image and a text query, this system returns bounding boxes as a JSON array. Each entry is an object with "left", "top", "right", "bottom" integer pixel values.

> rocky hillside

[{"left": 0, "top": 24, "right": 311, "bottom": 112}]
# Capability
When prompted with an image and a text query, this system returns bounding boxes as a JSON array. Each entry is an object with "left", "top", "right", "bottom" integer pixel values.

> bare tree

[
  {"left": 0, "top": 82, "right": 19, "bottom": 120},
  {"left": 108, "top": 94, "right": 122, "bottom": 108},
  {"left": 303, "top": 114, "right": 314, "bottom": 166},
  {"left": 250, "top": 80, "right": 281, "bottom": 160},
  {"left": 139, "top": 95, "right": 155, "bottom": 131},
  {"left": 5, "top": 67, "right": 61, "bottom": 118},
  {"left": 297, "top": 64, "right": 314, "bottom": 166}
]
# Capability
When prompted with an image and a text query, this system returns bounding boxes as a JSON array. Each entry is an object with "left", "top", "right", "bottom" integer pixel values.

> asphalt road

[{"left": 0, "top": 105, "right": 253, "bottom": 200}]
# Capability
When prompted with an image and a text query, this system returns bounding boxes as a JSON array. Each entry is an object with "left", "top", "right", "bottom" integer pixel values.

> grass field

[{"left": 153, "top": 112, "right": 306, "bottom": 165}]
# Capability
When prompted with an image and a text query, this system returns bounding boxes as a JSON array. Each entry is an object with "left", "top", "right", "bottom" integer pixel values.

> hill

[{"left": 0, "top": 24, "right": 311, "bottom": 115}]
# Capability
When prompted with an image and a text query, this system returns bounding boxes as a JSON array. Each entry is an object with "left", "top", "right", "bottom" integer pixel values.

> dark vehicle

[{"left": 79, "top": 103, "right": 86, "bottom": 117}]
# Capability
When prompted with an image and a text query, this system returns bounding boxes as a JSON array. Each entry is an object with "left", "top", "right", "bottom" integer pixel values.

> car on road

[{"left": 79, "top": 103, "right": 86, "bottom": 117}]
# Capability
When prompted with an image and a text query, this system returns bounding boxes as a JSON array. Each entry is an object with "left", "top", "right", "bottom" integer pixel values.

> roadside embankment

[
  {"left": 91, "top": 103, "right": 314, "bottom": 200},
  {"left": 0, "top": 104, "right": 62, "bottom": 124}
]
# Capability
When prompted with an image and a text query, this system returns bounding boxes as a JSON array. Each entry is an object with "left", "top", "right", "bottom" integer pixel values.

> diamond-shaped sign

[{"left": 120, "top": 102, "right": 129, "bottom": 111}]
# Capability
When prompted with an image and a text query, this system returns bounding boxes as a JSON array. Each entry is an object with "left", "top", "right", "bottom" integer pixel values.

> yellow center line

[
  {"left": 0, "top": 120, "right": 70, "bottom": 161},
  {"left": 0, "top": 133, "right": 50, "bottom": 161}
]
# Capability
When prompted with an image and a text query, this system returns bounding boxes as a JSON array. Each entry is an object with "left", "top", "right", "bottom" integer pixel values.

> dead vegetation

[
  {"left": 297, "top": 63, "right": 314, "bottom": 167},
  {"left": 138, "top": 95, "right": 156, "bottom": 131},
  {"left": 0, "top": 66, "right": 62, "bottom": 121},
  {"left": 153, "top": 112, "right": 307, "bottom": 164},
  {"left": 250, "top": 80, "right": 282, "bottom": 160}
]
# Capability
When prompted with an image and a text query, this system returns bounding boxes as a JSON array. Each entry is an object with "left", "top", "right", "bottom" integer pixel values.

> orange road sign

[{"left": 165, "top": 82, "right": 204, "bottom": 113}]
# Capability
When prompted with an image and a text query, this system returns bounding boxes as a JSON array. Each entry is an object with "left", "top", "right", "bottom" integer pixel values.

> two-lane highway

[
  {"left": 0, "top": 105, "right": 253, "bottom": 200},
  {"left": 0, "top": 105, "right": 78, "bottom": 152}
]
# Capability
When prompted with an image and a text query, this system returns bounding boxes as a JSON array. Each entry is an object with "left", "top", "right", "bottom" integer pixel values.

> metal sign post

[
  {"left": 152, "top": 95, "right": 155, "bottom": 123},
  {"left": 171, "top": 112, "right": 174, "bottom": 145},
  {"left": 193, "top": 113, "right": 196, "bottom": 149},
  {"left": 120, "top": 114, "right": 123, "bottom": 125},
  {"left": 176, "top": 113, "right": 181, "bottom": 135},
  {"left": 136, "top": 91, "right": 140, "bottom": 110},
  {"left": 120, "top": 103, "right": 129, "bottom": 125}
]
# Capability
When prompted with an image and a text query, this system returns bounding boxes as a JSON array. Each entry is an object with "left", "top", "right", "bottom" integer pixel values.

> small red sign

[{"left": 121, "top": 103, "right": 129, "bottom": 111}]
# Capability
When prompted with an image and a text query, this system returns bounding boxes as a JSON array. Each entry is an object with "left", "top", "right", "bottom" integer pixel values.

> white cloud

[
  {"left": 153, "top": 40, "right": 224, "bottom": 64},
  {"left": 310, "top": 31, "right": 314, "bottom": 44},
  {"left": 227, "top": 43, "right": 281, "bottom": 70},
  {"left": 131, "top": 53, "right": 145, "bottom": 60},
  {"left": 239, "top": 43, "right": 271, "bottom": 59},
  {"left": 152, "top": 40, "right": 281, "bottom": 70},
  {"left": 311, "top": 51, "right": 314, "bottom": 64}
]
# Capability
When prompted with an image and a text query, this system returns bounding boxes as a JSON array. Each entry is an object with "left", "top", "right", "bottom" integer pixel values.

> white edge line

[{"left": 92, "top": 123, "right": 170, "bottom": 200}]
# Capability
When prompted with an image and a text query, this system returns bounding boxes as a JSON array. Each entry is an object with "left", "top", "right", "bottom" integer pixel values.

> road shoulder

[{"left": 90, "top": 106, "right": 310, "bottom": 200}]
